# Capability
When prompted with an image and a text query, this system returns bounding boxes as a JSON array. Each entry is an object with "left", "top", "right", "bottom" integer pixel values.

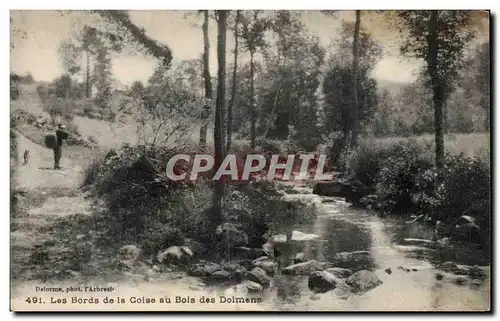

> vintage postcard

[{"left": 10, "top": 9, "right": 491, "bottom": 312}]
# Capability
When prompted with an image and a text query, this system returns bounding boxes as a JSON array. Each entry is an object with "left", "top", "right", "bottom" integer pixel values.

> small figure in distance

[{"left": 54, "top": 123, "right": 69, "bottom": 170}]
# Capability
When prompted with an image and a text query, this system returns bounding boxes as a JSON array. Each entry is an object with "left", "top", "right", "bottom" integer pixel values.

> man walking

[{"left": 54, "top": 123, "right": 69, "bottom": 170}]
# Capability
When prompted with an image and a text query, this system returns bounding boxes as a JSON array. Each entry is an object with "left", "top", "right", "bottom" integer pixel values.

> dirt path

[
  {"left": 10, "top": 131, "right": 231, "bottom": 312},
  {"left": 11, "top": 130, "right": 94, "bottom": 280},
  {"left": 15, "top": 131, "right": 85, "bottom": 190}
]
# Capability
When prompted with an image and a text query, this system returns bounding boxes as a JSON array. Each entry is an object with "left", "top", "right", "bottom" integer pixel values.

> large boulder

[
  {"left": 187, "top": 261, "right": 222, "bottom": 277},
  {"left": 293, "top": 252, "right": 306, "bottom": 264},
  {"left": 282, "top": 260, "right": 334, "bottom": 275},
  {"left": 216, "top": 223, "right": 249, "bottom": 247},
  {"left": 183, "top": 238, "right": 206, "bottom": 255},
  {"left": 308, "top": 270, "right": 341, "bottom": 293},
  {"left": 291, "top": 230, "right": 320, "bottom": 241},
  {"left": 244, "top": 281, "right": 263, "bottom": 293},
  {"left": 208, "top": 269, "right": 232, "bottom": 281},
  {"left": 221, "top": 263, "right": 246, "bottom": 279},
  {"left": 234, "top": 247, "right": 267, "bottom": 260},
  {"left": 324, "top": 267, "right": 353, "bottom": 278},
  {"left": 157, "top": 246, "right": 193, "bottom": 264},
  {"left": 247, "top": 267, "right": 271, "bottom": 285},
  {"left": 235, "top": 280, "right": 264, "bottom": 294},
  {"left": 346, "top": 270, "right": 383, "bottom": 293},
  {"left": 332, "top": 251, "right": 372, "bottom": 269},
  {"left": 273, "top": 234, "right": 287, "bottom": 243},
  {"left": 252, "top": 257, "right": 277, "bottom": 275},
  {"left": 452, "top": 216, "right": 481, "bottom": 243},
  {"left": 313, "top": 181, "right": 355, "bottom": 199},
  {"left": 118, "top": 245, "right": 141, "bottom": 261},
  {"left": 262, "top": 240, "right": 274, "bottom": 257}
]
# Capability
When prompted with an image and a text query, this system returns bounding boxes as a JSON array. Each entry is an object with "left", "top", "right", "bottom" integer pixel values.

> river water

[
  {"left": 11, "top": 184, "right": 490, "bottom": 312},
  {"left": 206, "top": 184, "right": 491, "bottom": 311}
]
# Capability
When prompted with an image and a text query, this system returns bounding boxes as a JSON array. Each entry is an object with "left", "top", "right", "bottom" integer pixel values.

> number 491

[{"left": 25, "top": 297, "right": 42, "bottom": 304}]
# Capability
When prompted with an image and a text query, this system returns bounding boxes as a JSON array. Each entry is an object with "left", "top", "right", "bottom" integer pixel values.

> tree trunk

[
  {"left": 85, "top": 49, "right": 90, "bottom": 98},
  {"left": 227, "top": 10, "right": 240, "bottom": 151},
  {"left": 443, "top": 102, "right": 448, "bottom": 134},
  {"left": 427, "top": 10, "right": 445, "bottom": 170},
  {"left": 212, "top": 10, "right": 228, "bottom": 235},
  {"left": 481, "top": 96, "right": 490, "bottom": 131},
  {"left": 199, "top": 10, "right": 213, "bottom": 148},
  {"left": 262, "top": 87, "right": 281, "bottom": 139},
  {"left": 350, "top": 10, "right": 361, "bottom": 149},
  {"left": 249, "top": 50, "right": 256, "bottom": 148}
]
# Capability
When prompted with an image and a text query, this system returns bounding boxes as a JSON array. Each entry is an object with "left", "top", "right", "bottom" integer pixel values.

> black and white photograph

[{"left": 9, "top": 9, "right": 491, "bottom": 312}]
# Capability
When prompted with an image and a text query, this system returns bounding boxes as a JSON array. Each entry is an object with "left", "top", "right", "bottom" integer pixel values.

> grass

[
  {"left": 363, "top": 133, "right": 490, "bottom": 162},
  {"left": 344, "top": 135, "right": 490, "bottom": 248}
]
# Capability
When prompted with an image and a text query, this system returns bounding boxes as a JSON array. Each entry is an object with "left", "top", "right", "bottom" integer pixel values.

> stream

[
  {"left": 11, "top": 184, "right": 491, "bottom": 312},
  {"left": 202, "top": 184, "right": 491, "bottom": 311}
]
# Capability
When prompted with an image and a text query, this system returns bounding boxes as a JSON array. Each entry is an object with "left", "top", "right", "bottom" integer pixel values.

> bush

[
  {"left": 224, "top": 182, "right": 317, "bottom": 245},
  {"left": 372, "top": 140, "right": 436, "bottom": 215},
  {"left": 440, "top": 153, "right": 490, "bottom": 225},
  {"left": 346, "top": 139, "right": 491, "bottom": 244},
  {"left": 43, "top": 98, "right": 75, "bottom": 125},
  {"left": 84, "top": 144, "right": 318, "bottom": 258}
]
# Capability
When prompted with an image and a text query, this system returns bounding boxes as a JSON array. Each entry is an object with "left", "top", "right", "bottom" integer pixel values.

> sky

[{"left": 10, "top": 10, "right": 489, "bottom": 87}]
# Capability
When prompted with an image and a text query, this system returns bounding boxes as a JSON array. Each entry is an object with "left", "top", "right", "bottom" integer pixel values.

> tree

[
  {"left": 129, "top": 80, "right": 145, "bottom": 98},
  {"left": 323, "top": 65, "right": 378, "bottom": 144},
  {"left": 227, "top": 10, "right": 241, "bottom": 151},
  {"left": 199, "top": 10, "right": 214, "bottom": 148},
  {"left": 395, "top": 74, "right": 434, "bottom": 135},
  {"left": 96, "top": 10, "right": 173, "bottom": 66},
  {"left": 118, "top": 79, "right": 203, "bottom": 151},
  {"left": 240, "top": 10, "right": 270, "bottom": 148},
  {"left": 474, "top": 42, "right": 490, "bottom": 130},
  {"left": 350, "top": 10, "right": 361, "bottom": 149},
  {"left": 59, "top": 24, "right": 123, "bottom": 99},
  {"left": 211, "top": 10, "right": 228, "bottom": 240},
  {"left": 323, "top": 20, "right": 381, "bottom": 153},
  {"left": 92, "top": 37, "right": 113, "bottom": 108},
  {"left": 371, "top": 89, "right": 394, "bottom": 137},
  {"left": 58, "top": 39, "right": 81, "bottom": 78},
  {"left": 456, "top": 40, "right": 490, "bottom": 132},
  {"left": 259, "top": 11, "right": 325, "bottom": 147},
  {"left": 323, "top": 11, "right": 363, "bottom": 150},
  {"left": 227, "top": 62, "right": 260, "bottom": 135},
  {"left": 398, "top": 10, "right": 475, "bottom": 170},
  {"left": 80, "top": 26, "right": 99, "bottom": 98},
  {"left": 10, "top": 73, "right": 21, "bottom": 100},
  {"left": 54, "top": 74, "right": 73, "bottom": 99}
]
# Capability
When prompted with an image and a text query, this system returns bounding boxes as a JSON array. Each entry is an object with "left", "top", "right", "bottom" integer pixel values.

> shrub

[
  {"left": 373, "top": 140, "right": 435, "bottom": 215},
  {"left": 43, "top": 98, "right": 75, "bottom": 125},
  {"left": 440, "top": 153, "right": 490, "bottom": 225},
  {"left": 84, "top": 143, "right": 319, "bottom": 259},
  {"left": 347, "top": 139, "right": 491, "bottom": 242}
]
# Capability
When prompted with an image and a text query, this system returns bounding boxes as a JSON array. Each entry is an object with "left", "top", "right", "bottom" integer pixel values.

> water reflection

[{"left": 205, "top": 189, "right": 490, "bottom": 311}]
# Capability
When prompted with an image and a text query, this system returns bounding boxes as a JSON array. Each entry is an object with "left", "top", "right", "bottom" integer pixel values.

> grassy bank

[
  {"left": 367, "top": 133, "right": 490, "bottom": 161},
  {"left": 343, "top": 136, "right": 490, "bottom": 247},
  {"left": 82, "top": 144, "right": 318, "bottom": 262}
]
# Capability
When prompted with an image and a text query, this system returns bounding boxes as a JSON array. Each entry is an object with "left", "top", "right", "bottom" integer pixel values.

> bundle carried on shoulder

[
  {"left": 56, "top": 129, "right": 70, "bottom": 140},
  {"left": 44, "top": 134, "right": 57, "bottom": 149}
]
